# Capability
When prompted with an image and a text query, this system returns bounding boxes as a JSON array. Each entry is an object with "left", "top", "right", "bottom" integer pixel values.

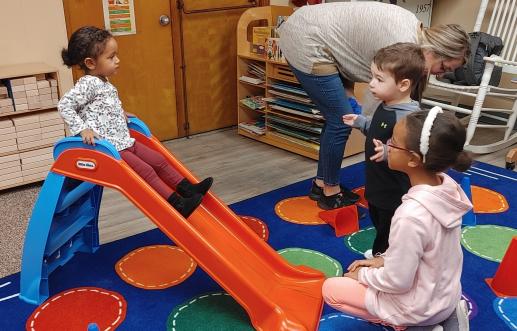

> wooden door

[
  {"left": 178, "top": 0, "right": 256, "bottom": 135},
  {"left": 62, "top": 0, "right": 179, "bottom": 140}
]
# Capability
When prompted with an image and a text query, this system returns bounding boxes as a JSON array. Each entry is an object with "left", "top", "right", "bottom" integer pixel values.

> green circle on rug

[
  {"left": 167, "top": 292, "right": 253, "bottom": 330},
  {"left": 277, "top": 248, "right": 343, "bottom": 277},
  {"left": 461, "top": 225, "right": 517, "bottom": 262},
  {"left": 344, "top": 227, "right": 376, "bottom": 255}
]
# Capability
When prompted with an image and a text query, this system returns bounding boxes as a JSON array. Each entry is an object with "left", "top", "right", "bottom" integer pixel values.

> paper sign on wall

[{"left": 102, "top": 0, "right": 137, "bottom": 36}]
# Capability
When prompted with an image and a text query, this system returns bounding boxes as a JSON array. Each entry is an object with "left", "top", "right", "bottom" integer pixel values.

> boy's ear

[
  {"left": 84, "top": 57, "right": 96, "bottom": 70},
  {"left": 398, "top": 78, "right": 411, "bottom": 93}
]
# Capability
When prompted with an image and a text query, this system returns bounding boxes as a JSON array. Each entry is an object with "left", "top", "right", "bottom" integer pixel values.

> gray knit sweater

[{"left": 278, "top": 2, "right": 420, "bottom": 82}]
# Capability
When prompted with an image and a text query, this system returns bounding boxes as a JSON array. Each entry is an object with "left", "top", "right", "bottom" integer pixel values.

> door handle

[{"left": 159, "top": 14, "right": 171, "bottom": 26}]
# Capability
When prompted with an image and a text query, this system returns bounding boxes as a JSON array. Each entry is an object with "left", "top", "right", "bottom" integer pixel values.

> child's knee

[{"left": 322, "top": 277, "right": 341, "bottom": 304}]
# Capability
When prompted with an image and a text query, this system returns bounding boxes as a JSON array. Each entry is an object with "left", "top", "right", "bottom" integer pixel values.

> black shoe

[
  {"left": 168, "top": 192, "right": 203, "bottom": 218},
  {"left": 309, "top": 180, "right": 360, "bottom": 203},
  {"left": 317, "top": 192, "right": 354, "bottom": 210},
  {"left": 176, "top": 177, "right": 213, "bottom": 198},
  {"left": 309, "top": 180, "right": 323, "bottom": 201}
]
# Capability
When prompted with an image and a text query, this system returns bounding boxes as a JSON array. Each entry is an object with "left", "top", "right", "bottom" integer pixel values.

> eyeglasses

[{"left": 387, "top": 138, "right": 413, "bottom": 153}]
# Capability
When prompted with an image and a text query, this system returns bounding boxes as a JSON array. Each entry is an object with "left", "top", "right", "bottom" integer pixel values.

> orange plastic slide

[{"left": 50, "top": 130, "right": 325, "bottom": 331}]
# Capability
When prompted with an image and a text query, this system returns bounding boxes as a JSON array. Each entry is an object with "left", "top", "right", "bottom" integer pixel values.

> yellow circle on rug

[
  {"left": 115, "top": 245, "right": 196, "bottom": 289},
  {"left": 275, "top": 196, "right": 326, "bottom": 225},
  {"left": 472, "top": 185, "right": 509, "bottom": 213}
]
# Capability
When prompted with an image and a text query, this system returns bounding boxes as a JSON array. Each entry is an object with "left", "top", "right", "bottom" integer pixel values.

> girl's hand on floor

[
  {"left": 370, "top": 139, "right": 385, "bottom": 162},
  {"left": 342, "top": 114, "right": 358, "bottom": 126},
  {"left": 348, "top": 256, "right": 384, "bottom": 272},
  {"left": 80, "top": 129, "right": 99, "bottom": 146}
]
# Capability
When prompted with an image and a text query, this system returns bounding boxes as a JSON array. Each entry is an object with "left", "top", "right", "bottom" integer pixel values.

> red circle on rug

[
  {"left": 471, "top": 185, "right": 509, "bottom": 213},
  {"left": 239, "top": 216, "right": 269, "bottom": 241},
  {"left": 352, "top": 186, "right": 368, "bottom": 208},
  {"left": 25, "top": 287, "right": 126, "bottom": 331},
  {"left": 275, "top": 196, "right": 326, "bottom": 225},
  {"left": 115, "top": 245, "right": 196, "bottom": 289}
]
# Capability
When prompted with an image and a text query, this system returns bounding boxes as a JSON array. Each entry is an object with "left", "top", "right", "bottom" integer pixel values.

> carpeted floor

[{"left": 0, "top": 161, "right": 515, "bottom": 330}]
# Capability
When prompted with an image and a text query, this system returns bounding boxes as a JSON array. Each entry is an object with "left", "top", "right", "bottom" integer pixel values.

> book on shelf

[
  {"left": 268, "top": 114, "right": 322, "bottom": 134},
  {"left": 248, "top": 62, "right": 265, "bottom": 80},
  {"left": 240, "top": 96, "right": 265, "bottom": 110},
  {"left": 268, "top": 122, "right": 320, "bottom": 144},
  {"left": 265, "top": 97, "right": 316, "bottom": 114},
  {"left": 268, "top": 88, "right": 314, "bottom": 105},
  {"left": 251, "top": 26, "right": 273, "bottom": 55},
  {"left": 269, "top": 104, "right": 323, "bottom": 120},
  {"left": 238, "top": 119, "right": 266, "bottom": 136},
  {"left": 266, "top": 38, "right": 285, "bottom": 63},
  {"left": 239, "top": 76, "right": 264, "bottom": 85},
  {"left": 269, "top": 82, "right": 308, "bottom": 96},
  {"left": 268, "top": 128, "right": 321, "bottom": 150}
]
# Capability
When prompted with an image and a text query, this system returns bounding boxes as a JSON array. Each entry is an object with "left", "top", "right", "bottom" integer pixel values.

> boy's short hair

[{"left": 373, "top": 43, "right": 427, "bottom": 101}]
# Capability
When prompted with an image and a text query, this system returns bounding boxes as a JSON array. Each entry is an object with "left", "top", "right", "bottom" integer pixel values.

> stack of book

[
  {"left": 0, "top": 84, "right": 14, "bottom": 114},
  {"left": 238, "top": 117, "right": 266, "bottom": 136},
  {"left": 239, "top": 62, "right": 266, "bottom": 85},
  {"left": 240, "top": 96, "right": 265, "bottom": 111}
]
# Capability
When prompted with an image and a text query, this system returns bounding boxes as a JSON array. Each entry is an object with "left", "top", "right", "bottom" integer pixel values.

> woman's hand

[
  {"left": 369, "top": 139, "right": 385, "bottom": 162},
  {"left": 347, "top": 256, "right": 384, "bottom": 273},
  {"left": 80, "top": 128, "right": 99, "bottom": 146},
  {"left": 342, "top": 114, "right": 358, "bottom": 126}
]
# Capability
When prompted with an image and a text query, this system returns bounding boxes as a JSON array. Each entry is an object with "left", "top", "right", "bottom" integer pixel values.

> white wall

[
  {"left": 271, "top": 0, "right": 290, "bottom": 5},
  {"left": 0, "top": 0, "right": 73, "bottom": 92}
]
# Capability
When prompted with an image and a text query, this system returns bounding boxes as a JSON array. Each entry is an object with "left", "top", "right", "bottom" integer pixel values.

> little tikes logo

[{"left": 76, "top": 159, "right": 97, "bottom": 170}]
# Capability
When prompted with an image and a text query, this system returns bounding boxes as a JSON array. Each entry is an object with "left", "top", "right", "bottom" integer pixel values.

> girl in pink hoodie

[{"left": 323, "top": 107, "right": 473, "bottom": 330}]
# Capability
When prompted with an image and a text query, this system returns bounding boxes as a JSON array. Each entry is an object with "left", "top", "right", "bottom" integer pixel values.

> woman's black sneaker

[
  {"left": 309, "top": 180, "right": 360, "bottom": 203},
  {"left": 317, "top": 192, "right": 355, "bottom": 210},
  {"left": 309, "top": 180, "right": 323, "bottom": 201},
  {"left": 176, "top": 177, "right": 213, "bottom": 198}
]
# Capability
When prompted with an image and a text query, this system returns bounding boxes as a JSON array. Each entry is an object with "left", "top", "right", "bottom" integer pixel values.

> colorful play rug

[{"left": 1, "top": 161, "right": 515, "bottom": 330}]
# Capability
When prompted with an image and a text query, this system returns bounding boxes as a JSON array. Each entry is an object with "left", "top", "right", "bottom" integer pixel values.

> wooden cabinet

[
  {"left": 236, "top": 6, "right": 364, "bottom": 160},
  {"left": 0, "top": 63, "right": 66, "bottom": 191}
]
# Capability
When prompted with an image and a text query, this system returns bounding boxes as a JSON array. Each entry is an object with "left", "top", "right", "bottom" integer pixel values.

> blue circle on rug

[
  {"left": 493, "top": 298, "right": 517, "bottom": 330},
  {"left": 319, "top": 313, "right": 388, "bottom": 330}
]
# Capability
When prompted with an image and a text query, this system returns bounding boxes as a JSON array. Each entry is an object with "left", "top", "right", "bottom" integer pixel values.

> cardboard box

[
  {"left": 26, "top": 89, "right": 39, "bottom": 97},
  {"left": 9, "top": 78, "right": 25, "bottom": 86},
  {"left": 0, "top": 86, "right": 7, "bottom": 94},
  {"left": 17, "top": 137, "right": 56, "bottom": 150},
  {"left": 23, "top": 77, "right": 37, "bottom": 85},
  {"left": 36, "top": 80, "right": 50, "bottom": 89},
  {"left": 40, "top": 118, "right": 64, "bottom": 127},
  {"left": 0, "top": 118, "right": 13, "bottom": 129},
  {"left": 24, "top": 83, "right": 37, "bottom": 91},
  {"left": 39, "top": 93, "right": 51, "bottom": 101},
  {"left": 0, "top": 126, "right": 15, "bottom": 135},
  {"left": 0, "top": 153, "right": 19, "bottom": 164},
  {"left": 15, "top": 122, "right": 40, "bottom": 132},
  {"left": 12, "top": 91, "right": 26, "bottom": 99},
  {"left": 35, "top": 74, "right": 46, "bottom": 81},
  {"left": 41, "top": 130, "right": 64, "bottom": 139},
  {"left": 17, "top": 134, "right": 42, "bottom": 144},
  {"left": 1, "top": 159, "right": 21, "bottom": 170},
  {"left": 22, "top": 164, "right": 51, "bottom": 176},
  {"left": 0, "top": 106, "right": 14, "bottom": 113},
  {"left": 40, "top": 99, "right": 53, "bottom": 108},
  {"left": 21, "top": 153, "right": 53, "bottom": 165},
  {"left": 15, "top": 104, "right": 28, "bottom": 111},
  {"left": 16, "top": 127, "right": 42, "bottom": 138},
  {"left": 22, "top": 158, "right": 52, "bottom": 171},
  {"left": 39, "top": 111, "right": 61, "bottom": 120},
  {"left": 0, "top": 144, "right": 18, "bottom": 154},
  {"left": 1, "top": 164, "right": 21, "bottom": 175},
  {"left": 12, "top": 114, "right": 40, "bottom": 126},
  {"left": 0, "top": 132, "right": 17, "bottom": 141},
  {"left": 11, "top": 85, "right": 25, "bottom": 92},
  {"left": 48, "top": 79, "right": 58, "bottom": 87},
  {"left": 28, "top": 102, "right": 41, "bottom": 110},
  {"left": 38, "top": 87, "right": 51, "bottom": 95},
  {"left": 0, "top": 98, "right": 13, "bottom": 107},
  {"left": 20, "top": 146, "right": 52, "bottom": 159},
  {"left": 23, "top": 172, "right": 47, "bottom": 182},
  {"left": 0, "top": 139, "right": 17, "bottom": 147},
  {"left": 0, "top": 177, "right": 23, "bottom": 189},
  {"left": 14, "top": 98, "right": 27, "bottom": 105}
]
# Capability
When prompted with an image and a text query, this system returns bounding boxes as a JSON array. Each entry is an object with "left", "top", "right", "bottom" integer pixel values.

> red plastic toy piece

[
  {"left": 319, "top": 205, "right": 359, "bottom": 237},
  {"left": 486, "top": 236, "right": 517, "bottom": 297}
]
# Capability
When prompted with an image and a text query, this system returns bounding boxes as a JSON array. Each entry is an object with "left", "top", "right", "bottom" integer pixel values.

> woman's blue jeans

[{"left": 290, "top": 66, "right": 352, "bottom": 186}]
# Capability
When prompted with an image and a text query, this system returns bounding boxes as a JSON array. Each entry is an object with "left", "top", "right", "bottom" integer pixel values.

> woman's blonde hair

[{"left": 419, "top": 24, "right": 470, "bottom": 62}]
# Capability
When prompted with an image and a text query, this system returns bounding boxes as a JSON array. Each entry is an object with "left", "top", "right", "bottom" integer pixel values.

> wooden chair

[{"left": 422, "top": 0, "right": 517, "bottom": 154}]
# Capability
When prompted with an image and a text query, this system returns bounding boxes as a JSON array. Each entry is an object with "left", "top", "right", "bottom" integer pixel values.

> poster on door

[{"left": 102, "top": 0, "right": 137, "bottom": 36}]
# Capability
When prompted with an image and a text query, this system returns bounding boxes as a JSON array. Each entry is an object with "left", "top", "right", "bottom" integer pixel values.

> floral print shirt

[{"left": 58, "top": 75, "right": 134, "bottom": 151}]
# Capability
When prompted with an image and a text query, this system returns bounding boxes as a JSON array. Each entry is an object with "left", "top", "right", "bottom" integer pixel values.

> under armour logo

[{"left": 380, "top": 122, "right": 387, "bottom": 128}]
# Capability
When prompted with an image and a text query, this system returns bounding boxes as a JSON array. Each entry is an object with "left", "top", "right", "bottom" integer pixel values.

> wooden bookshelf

[
  {"left": 236, "top": 6, "right": 364, "bottom": 160},
  {"left": 0, "top": 63, "right": 65, "bottom": 191}
]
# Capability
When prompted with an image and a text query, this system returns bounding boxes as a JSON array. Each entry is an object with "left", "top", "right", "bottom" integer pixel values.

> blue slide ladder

[{"left": 19, "top": 118, "right": 151, "bottom": 305}]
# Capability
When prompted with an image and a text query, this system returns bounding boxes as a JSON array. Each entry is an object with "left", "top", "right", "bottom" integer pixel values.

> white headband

[{"left": 419, "top": 106, "right": 443, "bottom": 163}]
